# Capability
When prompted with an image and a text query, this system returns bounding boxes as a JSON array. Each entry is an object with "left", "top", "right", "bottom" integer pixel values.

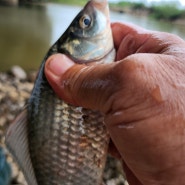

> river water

[{"left": 0, "top": 3, "right": 185, "bottom": 71}]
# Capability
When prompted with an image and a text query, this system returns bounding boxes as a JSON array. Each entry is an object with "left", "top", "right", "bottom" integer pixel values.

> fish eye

[{"left": 79, "top": 14, "right": 91, "bottom": 29}]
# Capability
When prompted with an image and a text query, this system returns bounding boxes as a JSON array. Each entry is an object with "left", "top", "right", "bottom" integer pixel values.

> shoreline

[
  {"left": 1, "top": 1, "right": 185, "bottom": 27},
  {"left": 110, "top": 6, "right": 185, "bottom": 27}
]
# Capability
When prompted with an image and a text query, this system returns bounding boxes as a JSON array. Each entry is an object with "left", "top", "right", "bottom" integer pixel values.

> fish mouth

[{"left": 90, "top": 0, "right": 109, "bottom": 19}]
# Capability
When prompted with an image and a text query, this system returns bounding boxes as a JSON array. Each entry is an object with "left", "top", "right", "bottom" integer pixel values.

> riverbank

[
  {"left": 0, "top": 66, "right": 128, "bottom": 185},
  {"left": 1, "top": 0, "right": 185, "bottom": 26},
  {"left": 109, "top": 2, "right": 185, "bottom": 26},
  {"left": 110, "top": 7, "right": 185, "bottom": 27},
  {"left": 50, "top": 0, "right": 185, "bottom": 26}
]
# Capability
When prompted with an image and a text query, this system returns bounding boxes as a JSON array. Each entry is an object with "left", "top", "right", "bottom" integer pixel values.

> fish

[{"left": 5, "top": 0, "right": 115, "bottom": 184}]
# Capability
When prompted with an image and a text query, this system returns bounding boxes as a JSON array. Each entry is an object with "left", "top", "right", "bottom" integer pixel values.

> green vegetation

[
  {"left": 50, "top": 0, "right": 185, "bottom": 22},
  {"left": 50, "top": 0, "right": 87, "bottom": 6},
  {"left": 110, "top": 1, "right": 185, "bottom": 21},
  {"left": 150, "top": 4, "right": 184, "bottom": 21},
  {"left": 112, "top": 1, "right": 146, "bottom": 10}
]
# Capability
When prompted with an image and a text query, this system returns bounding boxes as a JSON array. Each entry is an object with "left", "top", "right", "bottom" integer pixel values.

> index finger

[
  {"left": 111, "top": 22, "right": 147, "bottom": 50},
  {"left": 111, "top": 22, "right": 185, "bottom": 60}
]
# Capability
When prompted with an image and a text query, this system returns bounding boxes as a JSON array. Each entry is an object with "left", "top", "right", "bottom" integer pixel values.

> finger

[
  {"left": 111, "top": 22, "right": 185, "bottom": 60},
  {"left": 108, "top": 139, "right": 122, "bottom": 160},
  {"left": 111, "top": 22, "right": 146, "bottom": 50},
  {"left": 44, "top": 54, "right": 119, "bottom": 112},
  {"left": 122, "top": 161, "right": 143, "bottom": 185},
  {"left": 111, "top": 22, "right": 159, "bottom": 60}
]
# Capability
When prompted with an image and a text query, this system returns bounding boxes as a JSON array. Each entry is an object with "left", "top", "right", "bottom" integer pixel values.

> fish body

[{"left": 6, "top": 0, "right": 115, "bottom": 185}]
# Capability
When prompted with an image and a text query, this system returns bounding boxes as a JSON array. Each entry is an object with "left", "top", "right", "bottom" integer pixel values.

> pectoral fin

[{"left": 5, "top": 108, "right": 37, "bottom": 185}]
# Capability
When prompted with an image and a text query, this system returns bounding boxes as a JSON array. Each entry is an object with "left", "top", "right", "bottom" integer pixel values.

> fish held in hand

[{"left": 6, "top": 0, "right": 115, "bottom": 185}]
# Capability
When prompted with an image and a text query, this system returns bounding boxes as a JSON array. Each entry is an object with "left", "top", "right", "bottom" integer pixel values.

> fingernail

[{"left": 46, "top": 54, "right": 74, "bottom": 76}]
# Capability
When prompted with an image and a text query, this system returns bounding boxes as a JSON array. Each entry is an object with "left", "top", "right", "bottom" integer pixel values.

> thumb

[{"left": 44, "top": 54, "right": 117, "bottom": 112}]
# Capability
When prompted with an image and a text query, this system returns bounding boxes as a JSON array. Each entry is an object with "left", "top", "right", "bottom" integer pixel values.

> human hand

[{"left": 44, "top": 22, "right": 185, "bottom": 185}]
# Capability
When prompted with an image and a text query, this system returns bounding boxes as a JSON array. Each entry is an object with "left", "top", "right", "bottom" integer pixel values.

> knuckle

[{"left": 109, "top": 56, "right": 161, "bottom": 107}]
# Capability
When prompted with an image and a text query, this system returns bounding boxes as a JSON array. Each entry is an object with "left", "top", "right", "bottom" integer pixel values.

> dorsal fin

[{"left": 5, "top": 108, "right": 37, "bottom": 185}]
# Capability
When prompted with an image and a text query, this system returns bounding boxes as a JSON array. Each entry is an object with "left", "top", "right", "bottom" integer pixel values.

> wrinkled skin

[{"left": 45, "top": 22, "right": 185, "bottom": 185}]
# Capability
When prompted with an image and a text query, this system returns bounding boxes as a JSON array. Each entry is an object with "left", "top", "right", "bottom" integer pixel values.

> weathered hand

[{"left": 45, "top": 22, "right": 185, "bottom": 185}]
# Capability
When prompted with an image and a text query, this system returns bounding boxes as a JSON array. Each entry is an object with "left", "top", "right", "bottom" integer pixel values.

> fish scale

[
  {"left": 29, "top": 102, "right": 108, "bottom": 184},
  {"left": 6, "top": 0, "right": 115, "bottom": 184}
]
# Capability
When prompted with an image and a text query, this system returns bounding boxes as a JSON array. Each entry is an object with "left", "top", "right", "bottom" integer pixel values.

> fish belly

[{"left": 28, "top": 87, "right": 109, "bottom": 185}]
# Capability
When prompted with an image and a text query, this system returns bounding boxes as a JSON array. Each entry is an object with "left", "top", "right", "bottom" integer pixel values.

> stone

[{"left": 10, "top": 66, "right": 27, "bottom": 80}]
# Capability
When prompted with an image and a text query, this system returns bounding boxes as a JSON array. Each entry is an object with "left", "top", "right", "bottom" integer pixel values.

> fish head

[{"left": 57, "top": 0, "right": 115, "bottom": 63}]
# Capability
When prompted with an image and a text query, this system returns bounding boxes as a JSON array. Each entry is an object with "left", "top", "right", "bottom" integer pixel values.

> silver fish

[{"left": 6, "top": 0, "right": 115, "bottom": 184}]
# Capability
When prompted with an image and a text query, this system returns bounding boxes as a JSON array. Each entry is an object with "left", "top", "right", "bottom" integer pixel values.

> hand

[{"left": 44, "top": 22, "right": 185, "bottom": 185}]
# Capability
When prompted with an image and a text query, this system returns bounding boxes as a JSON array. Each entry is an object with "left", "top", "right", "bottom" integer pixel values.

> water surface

[{"left": 0, "top": 3, "right": 185, "bottom": 71}]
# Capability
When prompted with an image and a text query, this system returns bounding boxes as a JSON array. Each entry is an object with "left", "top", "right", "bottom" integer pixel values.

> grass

[{"left": 50, "top": 0, "right": 87, "bottom": 6}]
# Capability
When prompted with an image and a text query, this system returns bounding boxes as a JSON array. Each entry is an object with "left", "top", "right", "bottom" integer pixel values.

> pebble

[
  {"left": 0, "top": 70, "right": 32, "bottom": 185},
  {"left": 10, "top": 66, "right": 27, "bottom": 80},
  {"left": 0, "top": 117, "right": 6, "bottom": 127}
]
